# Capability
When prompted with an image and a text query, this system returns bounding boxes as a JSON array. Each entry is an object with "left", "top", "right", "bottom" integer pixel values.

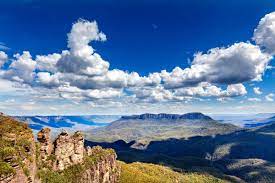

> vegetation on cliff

[
  {"left": 37, "top": 146, "right": 118, "bottom": 183},
  {"left": 0, "top": 114, "right": 34, "bottom": 180}
]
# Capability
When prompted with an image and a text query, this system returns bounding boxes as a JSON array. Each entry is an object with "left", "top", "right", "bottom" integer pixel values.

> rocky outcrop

[
  {"left": 0, "top": 114, "right": 120, "bottom": 183},
  {"left": 81, "top": 146, "right": 120, "bottom": 183},
  {"left": 53, "top": 130, "right": 84, "bottom": 170},
  {"left": 37, "top": 128, "right": 52, "bottom": 161},
  {"left": 36, "top": 128, "right": 120, "bottom": 183}
]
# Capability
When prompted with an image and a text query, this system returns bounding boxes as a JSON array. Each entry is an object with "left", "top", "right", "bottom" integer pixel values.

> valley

[{"left": 4, "top": 112, "right": 275, "bottom": 182}]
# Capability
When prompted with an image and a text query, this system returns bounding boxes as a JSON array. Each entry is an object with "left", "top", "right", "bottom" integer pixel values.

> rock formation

[
  {"left": 37, "top": 128, "right": 52, "bottom": 161},
  {"left": 52, "top": 130, "right": 84, "bottom": 170},
  {"left": 0, "top": 114, "right": 120, "bottom": 183},
  {"left": 36, "top": 128, "right": 120, "bottom": 182},
  {"left": 80, "top": 146, "right": 120, "bottom": 183}
]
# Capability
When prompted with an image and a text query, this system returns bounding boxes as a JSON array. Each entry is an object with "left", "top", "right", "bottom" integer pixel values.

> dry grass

[{"left": 119, "top": 161, "right": 227, "bottom": 183}]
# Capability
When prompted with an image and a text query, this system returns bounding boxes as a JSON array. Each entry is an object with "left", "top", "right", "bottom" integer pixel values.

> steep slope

[
  {"left": 0, "top": 114, "right": 37, "bottom": 182},
  {"left": 88, "top": 113, "right": 239, "bottom": 144},
  {"left": 86, "top": 120, "right": 275, "bottom": 182}
]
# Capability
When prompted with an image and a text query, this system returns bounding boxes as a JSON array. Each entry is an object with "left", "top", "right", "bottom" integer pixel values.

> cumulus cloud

[
  {"left": 253, "top": 12, "right": 275, "bottom": 54},
  {"left": 0, "top": 11, "right": 274, "bottom": 104},
  {"left": 225, "top": 83, "right": 247, "bottom": 97},
  {"left": 0, "top": 51, "right": 8, "bottom": 68},
  {"left": 37, "top": 72, "right": 60, "bottom": 87},
  {"left": 58, "top": 84, "right": 122, "bottom": 100},
  {"left": 265, "top": 93, "right": 274, "bottom": 102},
  {"left": 2, "top": 51, "right": 36, "bottom": 83},
  {"left": 56, "top": 20, "right": 109, "bottom": 76},
  {"left": 36, "top": 53, "right": 61, "bottom": 72},
  {"left": 130, "top": 86, "right": 177, "bottom": 103},
  {"left": 174, "top": 83, "right": 247, "bottom": 98},
  {"left": 253, "top": 87, "right": 262, "bottom": 95},
  {"left": 161, "top": 42, "right": 272, "bottom": 89}
]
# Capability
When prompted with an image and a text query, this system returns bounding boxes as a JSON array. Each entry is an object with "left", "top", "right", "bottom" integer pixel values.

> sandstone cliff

[
  {"left": 0, "top": 114, "right": 120, "bottom": 183},
  {"left": 36, "top": 128, "right": 120, "bottom": 183}
]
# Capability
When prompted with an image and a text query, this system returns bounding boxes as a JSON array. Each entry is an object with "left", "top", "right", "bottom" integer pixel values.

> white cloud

[
  {"left": 0, "top": 11, "right": 274, "bottom": 111},
  {"left": 253, "top": 12, "right": 275, "bottom": 54},
  {"left": 56, "top": 20, "right": 109, "bottom": 76},
  {"left": 68, "top": 19, "right": 107, "bottom": 55},
  {"left": 85, "top": 88, "right": 122, "bottom": 99},
  {"left": 131, "top": 86, "right": 176, "bottom": 102},
  {"left": 225, "top": 83, "right": 247, "bottom": 97},
  {"left": 253, "top": 87, "right": 262, "bottom": 95},
  {"left": 0, "top": 79, "right": 18, "bottom": 92},
  {"left": 265, "top": 93, "right": 274, "bottom": 102},
  {"left": 37, "top": 72, "right": 60, "bottom": 87},
  {"left": 0, "top": 51, "right": 8, "bottom": 67},
  {"left": 36, "top": 53, "right": 61, "bottom": 72},
  {"left": 161, "top": 42, "right": 272, "bottom": 89},
  {"left": 2, "top": 51, "right": 36, "bottom": 83},
  {"left": 174, "top": 83, "right": 247, "bottom": 98}
]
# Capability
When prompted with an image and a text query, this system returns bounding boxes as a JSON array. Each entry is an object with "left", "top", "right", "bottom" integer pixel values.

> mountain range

[{"left": 85, "top": 112, "right": 275, "bottom": 183}]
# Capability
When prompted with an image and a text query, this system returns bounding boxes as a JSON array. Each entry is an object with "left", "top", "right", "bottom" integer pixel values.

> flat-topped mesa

[{"left": 120, "top": 112, "right": 213, "bottom": 120}]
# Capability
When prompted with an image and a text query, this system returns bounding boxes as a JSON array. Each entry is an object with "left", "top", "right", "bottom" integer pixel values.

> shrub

[
  {"left": 0, "top": 161, "right": 15, "bottom": 177},
  {"left": 0, "top": 147, "right": 16, "bottom": 161}
]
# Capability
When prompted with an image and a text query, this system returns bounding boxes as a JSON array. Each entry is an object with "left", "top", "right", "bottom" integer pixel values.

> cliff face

[
  {"left": 36, "top": 128, "right": 120, "bottom": 183},
  {"left": 81, "top": 146, "right": 120, "bottom": 183},
  {"left": 120, "top": 112, "right": 213, "bottom": 120},
  {"left": 0, "top": 114, "right": 37, "bottom": 183},
  {"left": 0, "top": 114, "right": 120, "bottom": 183}
]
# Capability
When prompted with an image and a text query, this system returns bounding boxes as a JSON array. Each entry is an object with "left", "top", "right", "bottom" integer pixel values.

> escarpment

[
  {"left": 0, "top": 114, "right": 37, "bottom": 183},
  {"left": 0, "top": 114, "right": 120, "bottom": 183}
]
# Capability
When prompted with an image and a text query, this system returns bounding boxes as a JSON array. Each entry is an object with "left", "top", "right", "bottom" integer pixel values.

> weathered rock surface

[
  {"left": 36, "top": 128, "right": 120, "bottom": 183},
  {"left": 37, "top": 128, "right": 52, "bottom": 161},
  {"left": 0, "top": 114, "right": 120, "bottom": 183},
  {"left": 81, "top": 146, "right": 120, "bottom": 183},
  {"left": 0, "top": 114, "right": 38, "bottom": 183},
  {"left": 53, "top": 130, "right": 84, "bottom": 170}
]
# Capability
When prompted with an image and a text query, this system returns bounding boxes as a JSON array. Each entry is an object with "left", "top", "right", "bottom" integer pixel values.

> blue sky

[{"left": 0, "top": 0, "right": 274, "bottom": 115}]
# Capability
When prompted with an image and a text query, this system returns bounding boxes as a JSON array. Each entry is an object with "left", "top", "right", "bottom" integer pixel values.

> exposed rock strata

[{"left": 36, "top": 128, "right": 120, "bottom": 182}]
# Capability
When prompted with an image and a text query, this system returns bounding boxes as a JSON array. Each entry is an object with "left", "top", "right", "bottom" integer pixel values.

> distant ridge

[
  {"left": 245, "top": 115, "right": 275, "bottom": 128},
  {"left": 120, "top": 112, "right": 213, "bottom": 120}
]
